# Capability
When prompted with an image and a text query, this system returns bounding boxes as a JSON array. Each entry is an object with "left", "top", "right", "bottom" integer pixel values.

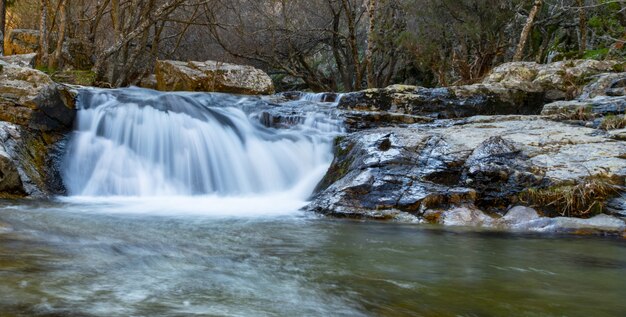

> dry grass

[
  {"left": 556, "top": 106, "right": 595, "bottom": 121},
  {"left": 520, "top": 175, "right": 622, "bottom": 217},
  {"left": 600, "top": 115, "right": 626, "bottom": 131}
]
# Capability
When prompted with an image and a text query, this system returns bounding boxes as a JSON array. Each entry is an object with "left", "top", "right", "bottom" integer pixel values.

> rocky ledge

[
  {"left": 307, "top": 60, "right": 626, "bottom": 235},
  {"left": 0, "top": 57, "right": 75, "bottom": 197}
]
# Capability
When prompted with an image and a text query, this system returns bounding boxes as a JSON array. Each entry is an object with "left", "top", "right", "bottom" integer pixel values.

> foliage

[
  {"left": 520, "top": 175, "right": 622, "bottom": 217},
  {"left": 600, "top": 114, "right": 626, "bottom": 130}
]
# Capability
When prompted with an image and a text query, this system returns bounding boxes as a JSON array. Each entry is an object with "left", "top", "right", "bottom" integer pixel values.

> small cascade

[{"left": 63, "top": 88, "right": 342, "bottom": 198}]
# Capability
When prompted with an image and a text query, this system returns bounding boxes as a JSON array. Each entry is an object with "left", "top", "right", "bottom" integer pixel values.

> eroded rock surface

[
  {"left": 4, "top": 29, "right": 40, "bottom": 55},
  {"left": 308, "top": 116, "right": 626, "bottom": 231},
  {"left": 156, "top": 60, "right": 275, "bottom": 95}
]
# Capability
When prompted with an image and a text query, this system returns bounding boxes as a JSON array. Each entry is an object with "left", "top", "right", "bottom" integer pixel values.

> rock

[
  {"left": 0, "top": 145, "right": 24, "bottom": 194},
  {"left": 0, "top": 121, "right": 68, "bottom": 197},
  {"left": 526, "top": 214, "right": 626, "bottom": 234},
  {"left": 484, "top": 59, "right": 624, "bottom": 100},
  {"left": 580, "top": 72, "right": 626, "bottom": 99},
  {"left": 155, "top": 60, "right": 274, "bottom": 95},
  {"left": 0, "top": 63, "right": 76, "bottom": 132},
  {"left": 343, "top": 111, "right": 434, "bottom": 132},
  {"left": 0, "top": 53, "right": 37, "bottom": 68},
  {"left": 437, "top": 207, "right": 496, "bottom": 227},
  {"left": 541, "top": 96, "right": 626, "bottom": 117},
  {"left": 501, "top": 206, "right": 541, "bottom": 226},
  {"left": 338, "top": 84, "right": 545, "bottom": 119},
  {"left": 139, "top": 74, "right": 158, "bottom": 90},
  {"left": 4, "top": 29, "right": 40, "bottom": 55},
  {"left": 308, "top": 116, "right": 626, "bottom": 220},
  {"left": 0, "top": 63, "right": 74, "bottom": 198}
]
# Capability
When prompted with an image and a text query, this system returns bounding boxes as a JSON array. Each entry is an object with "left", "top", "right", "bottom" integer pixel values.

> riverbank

[{"left": 0, "top": 55, "right": 624, "bottom": 235}]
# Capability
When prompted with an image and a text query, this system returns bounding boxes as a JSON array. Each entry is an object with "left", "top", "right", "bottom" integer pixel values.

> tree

[
  {"left": 514, "top": 0, "right": 543, "bottom": 61},
  {"left": 0, "top": 0, "right": 5, "bottom": 55},
  {"left": 365, "top": 0, "right": 378, "bottom": 88}
]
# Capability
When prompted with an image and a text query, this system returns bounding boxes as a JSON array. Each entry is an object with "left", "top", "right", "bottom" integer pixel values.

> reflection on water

[{"left": 0, "top": 200, "right": 625, "bottom": 316}]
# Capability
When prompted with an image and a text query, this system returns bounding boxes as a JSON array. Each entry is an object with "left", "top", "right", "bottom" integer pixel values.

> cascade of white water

[{"left": 63, "top": 88, "right": 342, "bottom": 198}]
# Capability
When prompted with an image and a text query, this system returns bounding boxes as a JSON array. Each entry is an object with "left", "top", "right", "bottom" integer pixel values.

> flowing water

[{"left": 0, "top": 88, "right": 624, "bottom": 316}]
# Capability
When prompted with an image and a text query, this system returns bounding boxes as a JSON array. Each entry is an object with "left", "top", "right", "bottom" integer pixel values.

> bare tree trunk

[
  {"left": 111, "top": 0, "right": 121, "bottom": 42},
  {"left": 514, "top": 0, "right": 543, "bottom": 62},
  {"left": 577, "top": 0, "right": 587, "bottom": 54},
  {"left": 49, "top": 0, "right": 68, "bottom": 70},
  {"left": 0, "top": 0, "right": 6, "bottom": 56},
  {"left": 341, "top": 0, "right": 362, "bottom": 90},
  {"left": 38, "top": 0, "right": 50, "bottom": 67},
  {"left": 365, "top": 0, "right": 378, "bottom": 88}
]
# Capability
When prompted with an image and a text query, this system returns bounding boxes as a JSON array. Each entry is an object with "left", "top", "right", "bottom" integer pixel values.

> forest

[{"left": 1, "top": 0, "right": 624, "bottom": 91}]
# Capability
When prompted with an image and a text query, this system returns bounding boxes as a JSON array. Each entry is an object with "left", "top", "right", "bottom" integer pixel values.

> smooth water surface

[{"left": 0, "top": 200, "right": 624, "bottom": 317}]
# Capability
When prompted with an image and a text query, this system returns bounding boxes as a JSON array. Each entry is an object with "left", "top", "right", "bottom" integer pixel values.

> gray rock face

[
  {"left": 580, "top": 72, "right": 626, "bottom": 99},
  {"left": 0, "top": 62, "right": 76, "bottom": 132},
  {"left": 0, "top": 63, "right": 74, "bottom": 197},
  {"left": 541, "top": 97, "right": 626, "bottom": 117},
  {"left": 338, "top": 84, "right": 545, "bottom": 119},
  {"left": 155, "top": 60, "right": 275, "bottom": 95},
  {"left": 337, "top": 60, "right": 625, "bottom": 120},
  {"left": 308, "top": 116, "right": 626, "bottom": 229},
  {"left": 0, "top": 122, "right": 68, "bottom": 197}
]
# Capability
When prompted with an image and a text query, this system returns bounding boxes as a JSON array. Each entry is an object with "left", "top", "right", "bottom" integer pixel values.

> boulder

[
  {"left": 0, "top": 62, "right": 76, "bottom": 132},
  {"left": 4, "top": 29, "right": 40, "bottom": 55},
  {"left": 541, "top": 97, "right": 626, "bottom": 117},
  {"left": 484, "top": 59, "right": 624, "bottom": 100},
  {"left": 580, "top": 72, "right": 626, "bottom": 99},
  {"left": 0, "top": 63, "right": 75, "bottom": 198},
  {"left": 155, "top": 60, "right": 275, "bottom": 95},
  {"left": 308, "top": 116, "right": 626, "bottom": 224},
  {"left": 338, "top": 60, "right": 625, "bottom": 120},
  {"left": 0, "top": 53, "right": 37, "bottom": 68},
  {"left": 338, "top": 84, "right": 545, "bottom": 119}
]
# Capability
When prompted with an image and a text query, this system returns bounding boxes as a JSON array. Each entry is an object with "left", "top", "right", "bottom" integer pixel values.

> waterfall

[{"left": 62, "top": 87, "right": 342, "bottom": 200}]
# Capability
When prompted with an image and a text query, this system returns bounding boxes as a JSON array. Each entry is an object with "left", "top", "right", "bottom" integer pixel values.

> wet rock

[
  {"left": 155, "top": 60, "right": 274, "bottom": 95},
  {"left": 4, "top": 29, "right": 39, "bottom": 55},
  {"left": 343, "top": 111, "right": 434, "bottom": 132},
  {"left": 338, "top": 84, "right": 545, "bottom": 119},
  {"left": 437, "top": 207, "right": 496, "bottom": 227},
  {"left": 501, "top": 206, "right": 541, "bottom": 226},
  {"left": 0, "top": 145, "right": 24, "bottom": 194},
  {"left": 526, "top": 214, "right": 626, "bottom": 234},
  {"left": 309, "top": 116, "right": 626, "bottom": 223},
  {"left": 461, "top": 137, "right": 540, "bottom": 210}
]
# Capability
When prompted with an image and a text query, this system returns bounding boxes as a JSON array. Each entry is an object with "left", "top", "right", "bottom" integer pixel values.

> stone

[
  {"left": 501, "top": 206, "right": 541, "bottom": 226},
  {"left": 139, "top": 74, "right": 158, "bottom": 90},
  {"left": 438, "top": 207, "right": 496, "bottom": 227},
  {"left": 308, "top": 116, "right": 626, "bottom": 220},
  {"left": 0, "top": 63, "right": 76, "bottom": 132},
  {"left": 4, "top": 29, "right": 40, "bottom": 55},
  {"left": 541, "top": 97, "right": 626, "bottom": 117},
  {"left": 155, "top": 60, "right": 275, "bottom": 95},
  {"left": 338, "top": 84, "right": 545, "bottom": 119},
  {"left": 0, "top": 145, "right": 24, "bottom": 194},
  {"left": 484, "top": 59, "right": 623, "bottom": 100},
  {"left": 0, "top": 53, "right": 37, "bottom": 68}
]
